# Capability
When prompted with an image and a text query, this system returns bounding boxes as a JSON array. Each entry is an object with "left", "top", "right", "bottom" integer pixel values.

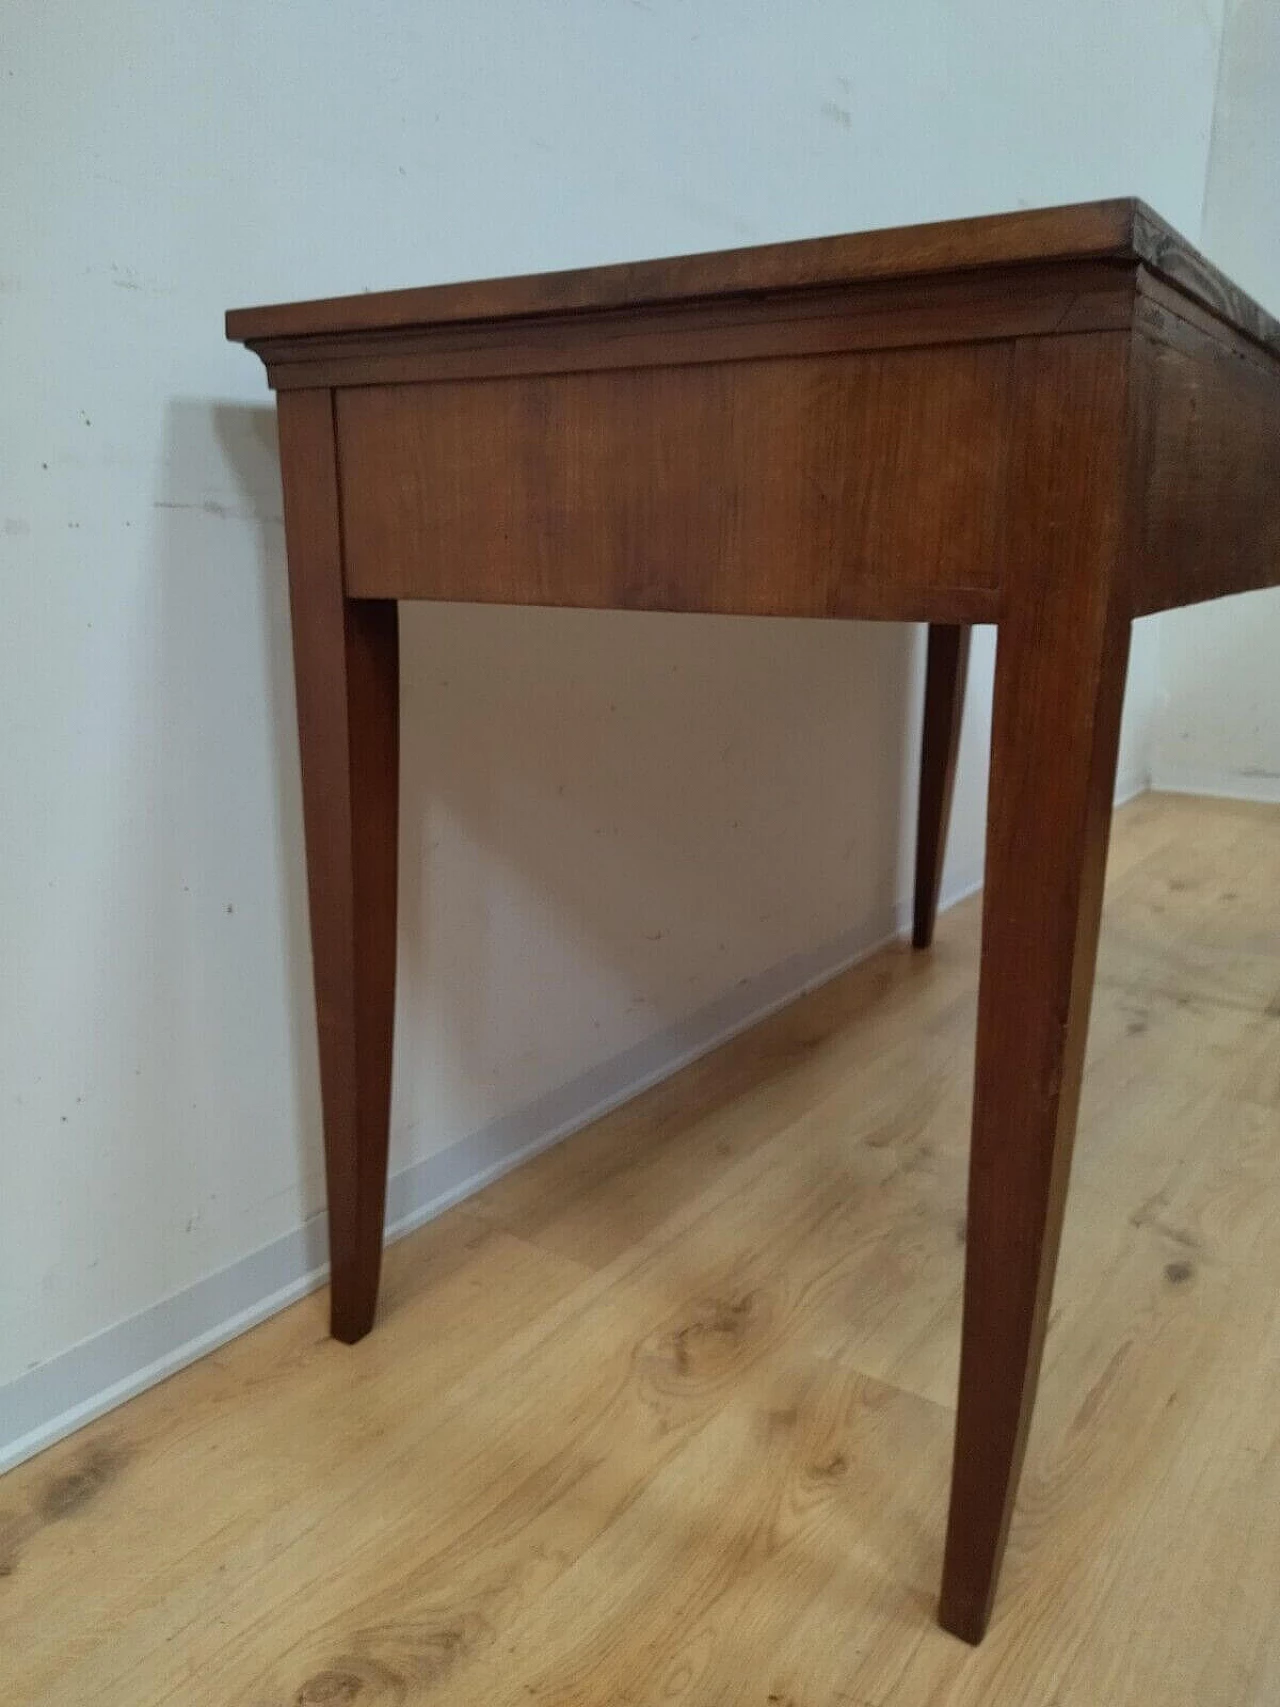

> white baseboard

[
  {"left": 1115, "top": 769, "right": 1151, "bottom": 811},
  {"left": 0, "top": 865, "right": 985, "bottom": 1476},
  {"left": 1148, "top": 765, "right": 1280, "bottom": 807}
]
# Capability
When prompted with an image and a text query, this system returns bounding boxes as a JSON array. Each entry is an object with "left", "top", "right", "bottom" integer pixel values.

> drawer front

[{"left": 337, "top": 342, "right": 1013, "bottom": 621}]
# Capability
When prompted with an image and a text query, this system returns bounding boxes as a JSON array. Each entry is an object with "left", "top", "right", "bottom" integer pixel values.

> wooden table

[{"left": 228, "top": 199, "right": 1280, "bottom": 1642}]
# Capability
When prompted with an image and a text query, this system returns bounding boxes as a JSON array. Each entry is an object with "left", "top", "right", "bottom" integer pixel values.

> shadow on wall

[
  {"left": 202, "top": 395, "right": 920, "bottom": 1182},
  {"left": 136, "top": 400, "right": 324, "bottom": 1240},
  {"left": 394, "top": 605, "right": 917, "bottom": 1142}
]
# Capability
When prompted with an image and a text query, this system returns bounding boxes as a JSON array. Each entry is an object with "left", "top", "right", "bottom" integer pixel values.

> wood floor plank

[
  {"left": 140, "top": 1072, "right": 979, "bottom": 1704},
  {"left": 1, "top": 792, "right": 1277, "bottom": 1706},
  {"left": 0, "top": 1216, "right": 593, "bottom": 1703},
  {"left": 427, "top": 1358, "right": 951, "bottom": 1707}
]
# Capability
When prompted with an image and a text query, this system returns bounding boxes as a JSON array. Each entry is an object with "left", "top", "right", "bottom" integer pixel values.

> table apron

[{"left": 335, "top": 342, "right": 1016, "bottom": 620}]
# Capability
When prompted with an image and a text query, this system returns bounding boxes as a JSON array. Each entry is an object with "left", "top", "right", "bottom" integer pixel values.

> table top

[{"left": 227, "top": 198, "right": 1279, "bottom": 359}]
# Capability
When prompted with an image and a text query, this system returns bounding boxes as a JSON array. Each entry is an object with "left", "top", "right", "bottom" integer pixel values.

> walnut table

[{"left": 227, "top": 200, "right": 1280, "bottom": 1641}]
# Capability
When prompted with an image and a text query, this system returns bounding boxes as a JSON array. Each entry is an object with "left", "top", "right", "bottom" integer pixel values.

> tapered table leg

[
  {"left": 277, "top": 390, "right": 400, "bottom": 1344},
  {"left": 913, "top": 623, "right": 971, "bottom": 949},
  {"left": 938, "top": 335, "right": 1133, "bottom": 1641}
]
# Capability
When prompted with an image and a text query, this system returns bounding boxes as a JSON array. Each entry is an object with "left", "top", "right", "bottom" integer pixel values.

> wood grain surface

[
  {"left": 940, "top": 334, "right": 1134, "bottom": 1639},
  {"left": 1131, "top": 295, "right": 1280, "bottom": 615},
  {"left": 248, "top": 262, "right": 1136, "bottom": 392},
  {"left": 337, "top": 344, "right": 1013, "bottom": 620},
  {"left": 4, "top": 793, "right": 1278, "bottom": 1707},
  {"left": 276, "top": 390, "right": 400, "bottom": 1342},
  {"left": 226, "top": 198, "right": 1278, "bottom": 357}
]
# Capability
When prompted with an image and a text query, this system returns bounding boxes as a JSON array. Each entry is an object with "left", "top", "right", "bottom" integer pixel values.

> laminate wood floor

[{"left": 3, "top": 793, "right": 1278, "bottom": 1706}]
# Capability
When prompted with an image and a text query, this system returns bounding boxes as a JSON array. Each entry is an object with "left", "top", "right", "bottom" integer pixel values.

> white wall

[
  {"left": 1150, "top": 0, "right": 1280, "bottom": 803},
  {"left": 1, "top": 0, "right": 1226, "bottom": 1461}
]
